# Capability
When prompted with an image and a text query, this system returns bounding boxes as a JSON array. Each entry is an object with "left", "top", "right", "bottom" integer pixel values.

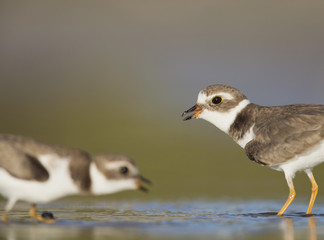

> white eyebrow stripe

[
  {"left": 209, "top": 92, "right": 234, "bottom": 100},
  {"left": 197, "top": 91, "right": 234, "bottom": 104},
  {"left": 105, "top": 161, "right": 124, "bottom": 170}
]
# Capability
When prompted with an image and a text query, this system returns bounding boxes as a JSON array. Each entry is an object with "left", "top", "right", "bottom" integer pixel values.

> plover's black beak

[
  {"left": 182, "top": 104, "right": 202, "bottom": 121},
  {"left": 136, "top": 175, "right": 152, "bottom": 193}
]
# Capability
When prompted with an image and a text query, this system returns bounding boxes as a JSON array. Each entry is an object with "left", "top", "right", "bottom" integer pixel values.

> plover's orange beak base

[
  {"left": 136, "top": 175, "right": 152, "bottom": 192},
  {"left": 182, "top": 104, "right": 202, "bottom": 121}
]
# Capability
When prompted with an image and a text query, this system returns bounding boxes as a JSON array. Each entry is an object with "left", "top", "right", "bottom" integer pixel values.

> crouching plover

[
  {"left": 0, "top": 134, "right": 150, "bottom": 223},
  {"left": 182, "top": 84, "right": 324, "bottom": 215}
]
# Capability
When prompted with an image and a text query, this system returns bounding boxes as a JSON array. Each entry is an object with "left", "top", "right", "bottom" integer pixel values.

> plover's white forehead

[
  {"left": 197, "top": 91, "right": 207, "bottom": 104},
  {"left": 197, "top": 90, "right": 234, "bottom": 104}
]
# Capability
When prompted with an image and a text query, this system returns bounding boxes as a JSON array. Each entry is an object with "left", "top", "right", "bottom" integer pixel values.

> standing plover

[
  {"left": 0, "top": 134, "right": 150, "bottom": 223},
  {"left": 182, "top": 84, "right": 324, "bottom": 215}
]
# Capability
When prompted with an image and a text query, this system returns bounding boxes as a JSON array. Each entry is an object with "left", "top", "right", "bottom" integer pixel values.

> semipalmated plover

[
  {"left": 0, "top": 134, "right": 150, "bottom": 223},
  {"left": 182, "top": 84, "right": 324, "bottom": 215}
]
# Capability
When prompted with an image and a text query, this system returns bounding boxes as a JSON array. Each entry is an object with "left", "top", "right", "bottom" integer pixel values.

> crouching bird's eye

[{"left": 120, "top": 166, "right": 129, "bottom": 175}]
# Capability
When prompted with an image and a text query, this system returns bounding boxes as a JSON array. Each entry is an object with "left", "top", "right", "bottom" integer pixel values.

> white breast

[
  {"left": 90, "top": 163, "right": 137, "bottom": 195},
  {"left": 236, "top": 125, "right": 255, "bottom": 148},
  {"left": 0, "top": 155, "right": 79, "bottom": 203}
]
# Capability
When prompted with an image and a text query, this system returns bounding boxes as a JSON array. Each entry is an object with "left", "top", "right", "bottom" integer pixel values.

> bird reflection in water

[{"left": 281, "top": 216, "right": 317, "bottom": 240}]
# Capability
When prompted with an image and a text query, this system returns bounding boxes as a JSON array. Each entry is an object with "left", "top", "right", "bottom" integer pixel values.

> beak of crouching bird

[
  {"left": 182, "top": 104, "right": 202, "bottom": 121},
  {"left": 136, "top": 175, "right": 152, "bottom": 192}
]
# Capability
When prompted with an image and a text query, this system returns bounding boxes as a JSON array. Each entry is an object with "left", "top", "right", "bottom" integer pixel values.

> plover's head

[
  {"left": 182, "top": 84, "right": 250, "bottom": 134},
  {"left": 90, "top": 154, "right": 151, "bottom": 195}
]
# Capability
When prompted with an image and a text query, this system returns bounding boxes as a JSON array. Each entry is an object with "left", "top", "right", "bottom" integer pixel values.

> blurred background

[{"left": 0, "top": 1, "right": 324, "bottom": 202}]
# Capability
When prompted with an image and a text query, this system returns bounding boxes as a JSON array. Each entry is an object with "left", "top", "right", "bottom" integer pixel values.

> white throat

[
  {"left": 90, "top": 163, "right": 137, "bottom": 195},
  {"left": 198, "top": 99, "right": 251, "bottom": 135}
]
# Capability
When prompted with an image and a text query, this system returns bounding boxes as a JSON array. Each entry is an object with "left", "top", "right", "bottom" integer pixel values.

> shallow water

[{"left": 1, "top": 200, "right": 324, "bottom": 240}]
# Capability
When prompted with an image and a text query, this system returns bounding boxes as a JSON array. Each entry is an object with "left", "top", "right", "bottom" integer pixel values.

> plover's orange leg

[
  {"left": 1, "top": 212, "right": 8, "bottom": 224},
  {"left": 1, "top": 198, "right": 17, "bottom": 223},
  {"left": 278, "top": 178, "right": 295, "bottom": 216},
  {"left": 305, "top": 170, "right": 318, "bottom": 214},
  {"left": 29, "top": 204, "right": 55, "bottom": 224}
]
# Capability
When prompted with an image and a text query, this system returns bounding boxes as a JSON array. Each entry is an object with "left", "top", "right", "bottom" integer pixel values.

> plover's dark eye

[
  {"left": 120, "top": 166, "right": 129, "bottom": 175},
  {"left": 211, "top": 96, "right": 222, "bottom": 104}
]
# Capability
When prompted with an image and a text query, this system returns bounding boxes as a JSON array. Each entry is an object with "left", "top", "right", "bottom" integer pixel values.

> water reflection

[
  {"left": 0, "top": 201, "right": 323, "bottom": 240},
  {"left": 281, "top": 216, "right": 317, "bottom": 240},
  {"left": 281, "top": 217, "right": 294, "bottom": 240},
  {"left": 309, "top": 217, "right": 317, "bottom": 240}
]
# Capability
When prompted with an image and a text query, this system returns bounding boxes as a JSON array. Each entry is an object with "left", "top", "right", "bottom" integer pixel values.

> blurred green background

[{"left": 0, "top": 1, "right": 324, "bottom": 202}]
